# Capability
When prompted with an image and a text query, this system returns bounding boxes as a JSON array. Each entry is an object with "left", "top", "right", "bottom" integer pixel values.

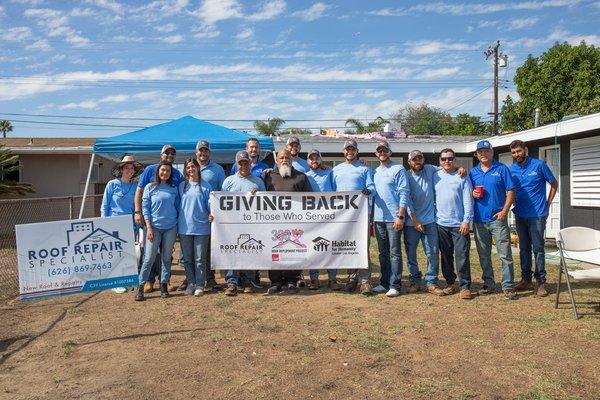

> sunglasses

[
  {"left": 164, "top": 149, "right": 176, "bottom": 155},
  {"left": 440, "top": 156, "right": 455, "bottom": 161},
  {"left": 376, "top": 147, "right": 389, "bottom": 153}
]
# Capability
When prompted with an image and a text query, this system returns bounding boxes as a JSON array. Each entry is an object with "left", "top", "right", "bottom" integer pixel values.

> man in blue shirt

[
  {"left": 469, "top": 140, "right": 517, "bottom": 300},
  {"left": 372, "top": 141, "right": 409, "bottom": 297},
  {"left": 434, "top": 148, "right": 474, "bottom": 300},
  {"left": 332, "top": 139, "right": 376, "bottom": 295},
  {"left": 230, "top": 137, "right": 270, "bottom": 178},
  {"left": 305, "top": 149, "right": 341, "bottom": 291},
  {"left": 134, "top": 144, "right": 183, "bottom": 293},
  {"left": 509, "top": 140, "right": 558, "bottom": 297},
  {"left": 405, "top": 149, "right": 444, "bottom": 296},
  {"left": 285, "top": 136, "right": 310, "bottom": 173},
  {"left": 195, "top": 139, "right": 226, "bottom": 292}
]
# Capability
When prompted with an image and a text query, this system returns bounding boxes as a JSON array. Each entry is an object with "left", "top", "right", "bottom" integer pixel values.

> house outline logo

[
  {"left": 67, "top": 221, "right": 127, "bottom": 246},
  {"left": 312, "top": 236, "right": 330, "bottom": 251},
  {"left": 237, "top": 234, "right": 264, "bottom": 250}
]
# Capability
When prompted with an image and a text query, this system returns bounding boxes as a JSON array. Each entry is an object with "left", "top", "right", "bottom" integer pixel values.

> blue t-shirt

[
  {"left": 222, "top": 173, "right": 266, "bottom": 192},
  {"left": 200, "top": 161, "right": 226, "bottom": 191},
  {"left": 142, "top": 183, "right": 180, "bottom": 230},
  {"left": 305, "top": 168, "right": 333, "bottom": 192},
  {"left": 230, "top": 160, "right": 270, "bottom": 179},
  {"left": 433, "top": 169, "right": 474, "bottom": 227},
  {"left": 178, "top": 180, "right": 212, "bottom": 235},
  {"left": 510, "top": 157, "right": 556, "bottom": 218},
  {"left": 292, "top": 157, "right": 309, "bottom": 173},
  {"left": 373, "top": 161, "right": 409, "bottom": 222},
  {"left": 406, "top": 164, "right": 437, "bottom": 226},
  {"left": 138, "top": 163, "right": 183, "bottom": 188},
  {"left": 469, "top": 160, "right": 515, "bottom": 223},
  {"left": 332, "top": 161, "right": 375, "bottom": 192}
]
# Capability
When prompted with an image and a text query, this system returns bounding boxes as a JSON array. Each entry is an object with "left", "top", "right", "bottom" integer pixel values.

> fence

[{"left": 0, "top": 194, "right": 103, "bottom": 301}]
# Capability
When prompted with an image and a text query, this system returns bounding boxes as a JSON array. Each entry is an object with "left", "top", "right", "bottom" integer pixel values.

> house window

[{"left": 570, "top": 136, "right": 600, "bottom": 207}]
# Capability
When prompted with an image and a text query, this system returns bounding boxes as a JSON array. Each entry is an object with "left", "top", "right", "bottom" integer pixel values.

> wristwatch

[{"left": 396, "top": 215, "right": 404, "bottom": 220}]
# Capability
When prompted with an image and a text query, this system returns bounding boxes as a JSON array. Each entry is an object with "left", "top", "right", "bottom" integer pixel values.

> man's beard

[{"left": 279, "top": 164, "right": 292, "bottom": 178}]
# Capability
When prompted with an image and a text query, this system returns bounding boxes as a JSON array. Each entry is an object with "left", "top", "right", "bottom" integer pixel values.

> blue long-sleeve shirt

[
  {"left": 200, "top": 161, "right": 226, "bottom": 191},
  {"left": 305, "top": 168, "right": 334, "bottom": 192},
  {"left": 373, "top": 161, "right": 409, "bottom": 222},
  {"left": 138, "top": 163, "right": 183, "bottom": 188},
  {"left": 292, "top": 157, "right": 309, "bottom": 173},
  {"left": 406, "top": 164, "right": 437, "bottom": 226},
  {"left": 222, "top": 173, "right": 266, "bottom": 192},
  {"left": 142, "top": 183, "right": 179, "bottom": 230},
  {"left": 332, "top": 161, "right": 376, "bottom": 193},
  {"left": 230, "top": 160, "right": 270, "bottom": 178},
  {"left": 178, "top": 180, "right": 212, "bottom": 235},
  {"left": 433, "top": 169, "right": 474, "bottom": 227},
  {"left": 101, "top": 178, "right": 136, "bottom": 218}
]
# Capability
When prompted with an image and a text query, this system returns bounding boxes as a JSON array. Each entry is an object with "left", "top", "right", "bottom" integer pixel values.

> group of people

[{"left": 101, "top": 134, "right": 557, "bottom": 302}]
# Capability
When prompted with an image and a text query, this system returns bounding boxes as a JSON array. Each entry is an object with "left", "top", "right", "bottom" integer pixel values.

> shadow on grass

[{"left": 75, "top": 325, "right": 225, "bottom": 347}]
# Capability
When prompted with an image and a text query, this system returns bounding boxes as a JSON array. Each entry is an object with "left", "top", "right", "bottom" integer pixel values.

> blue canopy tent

[{"left": 80, "top": 116, "right": 274, "bottom": 217}]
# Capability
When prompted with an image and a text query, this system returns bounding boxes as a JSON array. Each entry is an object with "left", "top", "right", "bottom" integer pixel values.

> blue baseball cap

[{"left": 476, "top": 140, "right": 493, "bottom": 150}]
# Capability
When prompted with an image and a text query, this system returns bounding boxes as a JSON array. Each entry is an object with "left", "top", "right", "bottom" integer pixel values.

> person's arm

[
  {"left": 100, "top": 181, "right": 113, "bottom": 218},
  {"left": 394, "top": 169, "right": 409, "bottom": 231},
  {"left": 142, "top": 186, "right": 153, "bottom": 241},
  {"left": 363, "top": 168, "right": 376, "bottom": 197},
  {"left": 134, "top": 186, "right": 145, "bottom": 226},
  {"left": 217, "top": 167, "right": 225, "bottom": 191},
  {"left": 547, "top": 180, "right": 558, "bottom": 211},
  {"left": 461, "top": 178, "right": 474, "bottom": 236},
  {"left": 494, "top": 189, "right": 515, "bottom": 220}
]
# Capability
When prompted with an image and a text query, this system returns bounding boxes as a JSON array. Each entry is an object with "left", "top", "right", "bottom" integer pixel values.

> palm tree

[
  {"left": 345, "top": 116, "right": 390, "bottom": 134},
  {"left": 0, "top": 144, "right": 35, "bottom": 196},
  {"left": 253, "top": 117, "right": 285, "bottom": 136},
  {"left": 0, "top": 120, "right": 13, "bottom": 138}
]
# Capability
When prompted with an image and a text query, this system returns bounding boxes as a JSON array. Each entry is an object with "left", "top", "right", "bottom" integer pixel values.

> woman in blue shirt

[
  {"left": 101, "top": 155, "right": 143, "bottom": 294},
  {"left": 178, "top": 159, "right": 213, "bottom": 297},
  {"left": 136, "top": 161, "right": 180, "bottom": 301}
]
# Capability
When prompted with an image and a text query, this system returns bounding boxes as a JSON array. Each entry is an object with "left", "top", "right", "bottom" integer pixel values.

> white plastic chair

[{"left": 555, "top": 227, "right": 600, "bottom": 319}]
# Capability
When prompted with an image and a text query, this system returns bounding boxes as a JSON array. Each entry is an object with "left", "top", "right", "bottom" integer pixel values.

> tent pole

[{"left": 78, "top": 152, "right": 95, "bottom": 219}]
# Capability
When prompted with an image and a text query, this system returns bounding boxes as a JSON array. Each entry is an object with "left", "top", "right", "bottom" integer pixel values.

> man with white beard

[{"left": 264, "top": 149, "right": 313, "bottom": 294}]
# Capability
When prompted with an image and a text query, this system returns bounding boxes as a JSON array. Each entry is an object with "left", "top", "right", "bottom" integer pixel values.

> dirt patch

[{"left": 1, "top": 254, "right": 599, "bottom": 400}]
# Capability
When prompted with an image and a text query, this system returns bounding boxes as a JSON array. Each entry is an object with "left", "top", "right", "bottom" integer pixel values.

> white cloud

[
  {"left": 247, "top": 0, "right": 286, "bottom": 21},
  {"left": 192, "top": 25, "right": 220, "bottom": 38},
  {"left": 416, "top": 66, "right": 461, "bottom": 79},
  {"left": 364, "top": 89, "right": 387, "bottom": 98},
  {"left": 478, "top": 20, "right": 499, "bottom": 28},
  {"left": 160, "top": 34, "right": 184, "bottom": 43},
  {"left": 292, "top": 2, "right": 330, "bottom": 21},
  {"left": 24, "top": 8, "right": 91, "bottom": 47},
  {"left": 26, "top": 39, "right": 52, "bottom": 51},
  {"left": 235, "top": 27, "right": 254, "bottom": 40},
  {"left": 507, "top": 17, "right": 539, "bottom": 30},
  {"left": 131, "top": 0, "right": 189, "bottom": 22},
  {"left": 1, "top": 27, "right": 33, "bottom": 41},
  {"left": 407, "top": 40, "right": 479, "bottom": 55},
  {"left": 156, "top": 23, "right": 178, "bottom": 33},
  {"left": 11, "top": 0, "right": 44, "bottom": 4},
  {"left": 83, "top": 0, "right": 125, "bottom": 15},
  {"left": 70, "top": 8, "right": 98, "bottom": 17},
  {"left": 193, "top": 0, "right": 243, "bottom": 25}
]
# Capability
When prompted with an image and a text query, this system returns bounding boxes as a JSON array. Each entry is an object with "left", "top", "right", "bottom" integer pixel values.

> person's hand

[
  {"left": 472, "top": 189, "right": 482, "bottom": 199},
  {"left": 261, "top": 168, "right": 273, "bottom": 178},
  {"left": 457, "top": 167, "right": 467, "bottom": 177},
  {"left": 146, "top": 227, "right": 154, "bottom": 242},
  {"left": 393, "top": 218, "right": 404, "bottom": 231},
  {"left": 208, "top": 214, "right": 214, "bottom": 223},
  {"left": 320, "top": 164, "right": 331, "bottom": 170},
  {"left": 249, "top": 188, "right": 259, "bottom": 195},
  {"left": 459, "top": 222, "right": 470, "bottom": 236},
  {"left": 493, "top": 210, "right": 508, "bottom": 220},
  {"left": 413, "top": 218, "right": 425, "bottom": 233},
  {"left": 361, "top": 188, "right": 371, "bottom": 195},
  {"left": 134, "top": 213, "right": 144, "bottom": 226}
]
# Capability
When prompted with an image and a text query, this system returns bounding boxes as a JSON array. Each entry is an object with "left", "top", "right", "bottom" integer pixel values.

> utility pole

[{"left": 485, "top": 40, "right": 500, "bottom": 135}]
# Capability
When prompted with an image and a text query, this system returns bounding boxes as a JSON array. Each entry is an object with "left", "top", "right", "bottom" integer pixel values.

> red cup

[{"left": 475, "top": 185, "right": 484, "bottom": 198}]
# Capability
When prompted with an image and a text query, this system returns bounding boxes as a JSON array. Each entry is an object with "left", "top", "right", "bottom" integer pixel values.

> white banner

[
  {"left": 210, "top": 191, "right": 369, "bottom": 270},
  {"left": 16, "top": 215, "right": 138, "bottom": 300}
]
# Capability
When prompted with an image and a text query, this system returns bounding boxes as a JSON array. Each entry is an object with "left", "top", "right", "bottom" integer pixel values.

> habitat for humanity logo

[
  {"left": 311, "top": 236, "right": 358, "bottom": 256},
  {"left": 27, "top": 221, "right": 126, "bottom": 268},
  {"left": 312, "top": 236, "right": 330, "bottom": 251},
  {"left": 271, "top": 229, "right": 307, "bottom": 262},
  {"left": 220, "top": 234, "right": 264, "bottom": 254}
]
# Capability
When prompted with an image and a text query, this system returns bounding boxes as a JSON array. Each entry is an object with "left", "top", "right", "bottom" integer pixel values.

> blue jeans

[
  {"left": 474, "top": 219, "right": 515, "bottom": 291},
  {"left": 437, "top": 225, "right": 471, "bottom": 290},
  {"left": 139, "top": 226, "right": 161, "bottom": 281},
  {"left": 180, "top": 234, "right": 209, "bottom": 288},
  {"left": 309, "top": 269, "right": 338, "bottom": 281},
  {"left": 374, "top": 222, "right": 402, "bottom": 290},
  {"left": 515, "top": 216, "right": 547, "bottom": 283},
  {"left": 225, "top": 270, "right": 254, "bottom": 286},
  {"left": 139, "top": 226, "right": 177, "bottom": 285},
  {"left": 404, "top": 223, "right": 439, "bottom": 287}
]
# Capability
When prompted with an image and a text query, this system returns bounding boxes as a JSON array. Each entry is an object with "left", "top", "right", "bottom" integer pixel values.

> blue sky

[{"left": 1, "top": 0, "right": 599, "bottom": 137}]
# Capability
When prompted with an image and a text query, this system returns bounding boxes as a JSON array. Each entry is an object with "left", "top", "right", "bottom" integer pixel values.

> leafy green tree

[
  {"left": 391, "top": 103, "right": 453, "bottom": 135},
  {"left": 344, "top": 116, "right": 389, "bottom": 134},
  {"left": 253, "top": 117, "right": 285, "bottom": 136},
  {"left": 0, "top": 144, "right": 34, "bottom": 196},
  {"left": 280, "top": 127, "right": 313, "bottom": 136},
  {"left": 0, "top": 120, "right": 13, "bottom": 138},
  {"left": 450, "top": 113, "right": 490, "bottom": 136},
  {"left": 501, "top": 41, "right": 600, "bottom": 131}
]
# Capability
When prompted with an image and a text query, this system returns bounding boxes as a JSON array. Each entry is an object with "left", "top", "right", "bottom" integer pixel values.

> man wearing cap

[
  {"left": 134, "top": 144, "right": 184, "bottom": 293},
  {"left": 331, "top": 138, "right": 376, "bottom": 294},
  {"left": 264, "top": 149, "right": 312, "bottom": 294},
  {"left": 194, "top": 139, "right": 226, "bottom": 291},
  {"left": 285, "top": 136, "right": 310, "bottom": 173},
  {"left": 372, "top": 140, "right": 409, "bottom": 297},
  {"left": 433, "top": 148, "right": 475, "bottom": 300},
  {"left": 304, "top": 149, "right": 341, "bottom": 290},
  {"left": 404, "top": 149, "right": 445, "bottom": 296},
  {"left": 469, "top": 140, "right": 517, "bottom": 300},
  {"left": 509, "top": 140, "right": 558, "bottom": 297},
  {"left": 231, "top": 137, "right": 270, "bottom": 178},
  {"left": 221, "top": 150, "right": 266, "bottom": 296}
]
